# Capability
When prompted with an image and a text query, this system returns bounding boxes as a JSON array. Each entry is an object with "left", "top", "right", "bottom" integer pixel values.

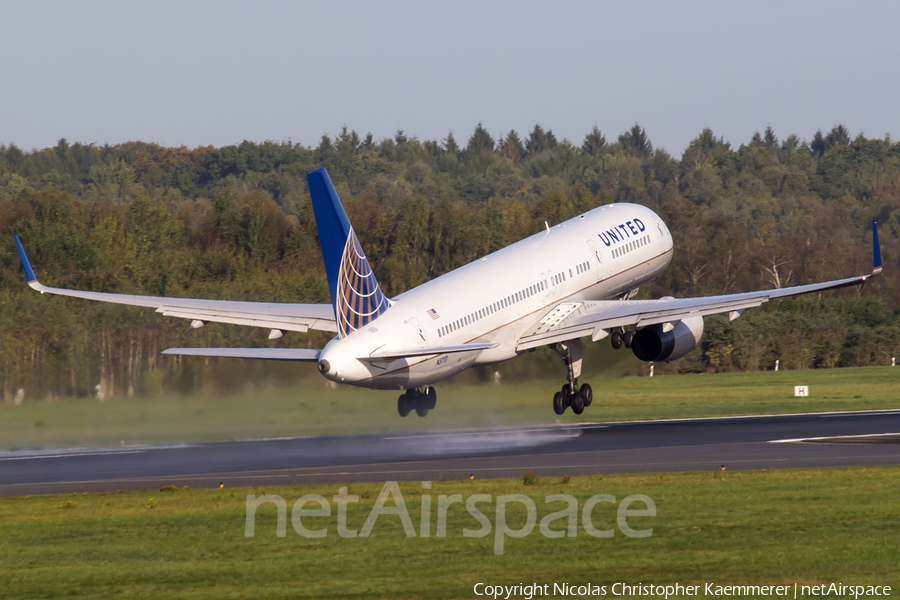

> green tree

[
  {"left": 525, "top": 124, "right": 558, "bottom": 155},
  {"left": 465, "top": 123, "right": 495, "bottom": 156},
  {"left": 581, "top": 126, "right": 606, "bottom": 157},
  {"left": 617, "top": 123, "right": 653, "bottom": 158}
]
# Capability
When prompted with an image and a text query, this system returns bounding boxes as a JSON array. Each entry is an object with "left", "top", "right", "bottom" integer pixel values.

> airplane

[{"left": 14, "top": 168, "right": 883, "bottom": 417}]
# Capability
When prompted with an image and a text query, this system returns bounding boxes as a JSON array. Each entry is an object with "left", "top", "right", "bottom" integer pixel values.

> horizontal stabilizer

[
  {"left": 162, "top": 348, "right": 322, "bottom": 361},
  {"left": 364, "top": 342, "right": 498, "bottom": 360}
]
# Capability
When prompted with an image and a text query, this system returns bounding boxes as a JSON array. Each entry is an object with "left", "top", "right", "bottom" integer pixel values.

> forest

[{"left": 1, "top": 122, "right": 898, "bottom": 400}]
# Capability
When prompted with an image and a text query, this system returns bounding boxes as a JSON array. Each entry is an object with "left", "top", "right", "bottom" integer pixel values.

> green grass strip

[{"left": 1, "top": 467, "right": 898, "bottom": 599}]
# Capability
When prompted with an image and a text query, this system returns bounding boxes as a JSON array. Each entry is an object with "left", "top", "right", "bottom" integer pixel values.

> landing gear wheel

[
  {"left": 553, "top": 391, "right": 567, "bottom": 415},
  {"left": 397, "top": 394, "right": 411, "bottom": 417},
  {"left": 561, "top": 383, "right": 571, "bottom": 397},
  {"left": 415, "top": 402, "right": 429, "bottom": 417},
  {"left": 425, "top": 387, "right": 437, "bottom": 410},
  {"left": 611, "top": 330, "right": 623, "bottom": 349},
  {"left": 570, "top": 392, "right": 585, "bottom": 415},
  {"left": 623, "top": 331, "right": 634, "bottom": 349},
  {"left": 579, "top": 383, "right": 593, "bottom": 407}
]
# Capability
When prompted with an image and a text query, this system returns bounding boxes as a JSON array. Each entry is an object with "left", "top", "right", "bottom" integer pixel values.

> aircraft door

[
  {"left": 586, "top": 240, "right": 603, "bottom": 282},
  {"left": 653, "top": 217, "right": 668, "bottom": 252},
  {"left": 407, "top": 317, "right": 427, "bottom": 348}
]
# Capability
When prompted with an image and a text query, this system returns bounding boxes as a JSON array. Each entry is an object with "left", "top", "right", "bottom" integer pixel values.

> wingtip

[
  {"left": 13, "top": 235, "right": 38, "bottom": 284},
  {"left": 872, "top": 220, "right": 882, "bottom": 275}
]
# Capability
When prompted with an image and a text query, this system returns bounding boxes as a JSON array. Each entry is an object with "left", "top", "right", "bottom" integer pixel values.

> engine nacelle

[{"left": 631, "top": 316, "right": 704, "bottom": 363}]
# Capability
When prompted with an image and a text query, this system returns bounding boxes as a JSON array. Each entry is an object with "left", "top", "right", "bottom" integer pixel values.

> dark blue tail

[{"left": 306, "top": 168, "right": 390, "bottom": 337}]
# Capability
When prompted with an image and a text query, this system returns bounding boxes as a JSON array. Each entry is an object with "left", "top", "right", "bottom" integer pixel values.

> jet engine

[{"left": 631, "top": 316, "right": 704, "bottom": 363}]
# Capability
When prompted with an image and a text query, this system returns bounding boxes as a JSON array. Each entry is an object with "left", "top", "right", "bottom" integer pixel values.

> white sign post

[{"left": 794, "top": 385, "right": 808, "bottom": 397}]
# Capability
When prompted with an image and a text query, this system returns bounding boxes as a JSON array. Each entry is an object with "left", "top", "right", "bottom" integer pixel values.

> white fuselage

[{"left": 318, "top": 203, "right": 674, "bottom": 390}]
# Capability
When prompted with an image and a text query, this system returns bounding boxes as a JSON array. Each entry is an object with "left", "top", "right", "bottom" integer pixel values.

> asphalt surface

[{"left": 1, "top": 409, "right": 899, "bottom": 496}]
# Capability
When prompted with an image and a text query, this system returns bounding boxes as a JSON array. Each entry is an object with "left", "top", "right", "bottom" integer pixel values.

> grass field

[
  {"left": 1, "top": 366, "right": 898, "bottom": 450},
  {"left": 0, "top": 467, "right": 897, "bottom": 599}
]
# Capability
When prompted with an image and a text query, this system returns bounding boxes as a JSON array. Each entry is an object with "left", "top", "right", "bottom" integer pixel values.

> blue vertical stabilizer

[{"left": 306, "top": 168, "right": 391, "bottom": 337}]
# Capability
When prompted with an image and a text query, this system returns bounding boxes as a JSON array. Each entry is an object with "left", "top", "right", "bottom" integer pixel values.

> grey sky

[{"left": 2, "top": 1, "right": 898, "bottom": 156}]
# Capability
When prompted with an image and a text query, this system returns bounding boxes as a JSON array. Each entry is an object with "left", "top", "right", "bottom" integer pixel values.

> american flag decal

[{"left": 426, "top": 308, "right": 440, "bottom": 320}]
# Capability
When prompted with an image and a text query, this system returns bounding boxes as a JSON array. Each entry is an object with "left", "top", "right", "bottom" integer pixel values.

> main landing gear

[
  {"left": 610, "top": 328, "right": 633, "bottom": 350},
  {"left": 398, "top": 386, "right": 437, "bottom": 417},
  {"left": 550, "top": 339, "right": 593, "bottom": 415}
]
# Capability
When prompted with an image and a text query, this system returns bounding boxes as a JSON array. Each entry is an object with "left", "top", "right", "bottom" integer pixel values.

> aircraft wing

[
  {"left": 517, "top": 221, "right": 883, "bottom": 351},
  {"left": 14, "top": 236, "right": 337, "bottom": 334}
]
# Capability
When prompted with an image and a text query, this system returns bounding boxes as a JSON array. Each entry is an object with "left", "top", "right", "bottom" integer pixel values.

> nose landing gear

[
  {"left": 550, "top": 339, "right": 594, "bottom": 415},
  {"left": 398, "top": 386, "right": 437, "bottom": 417}
]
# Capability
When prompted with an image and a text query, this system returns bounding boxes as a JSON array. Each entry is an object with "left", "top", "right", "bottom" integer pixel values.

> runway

[{"left": 1, "top": 409, "right": 899, "bottom": 496}]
